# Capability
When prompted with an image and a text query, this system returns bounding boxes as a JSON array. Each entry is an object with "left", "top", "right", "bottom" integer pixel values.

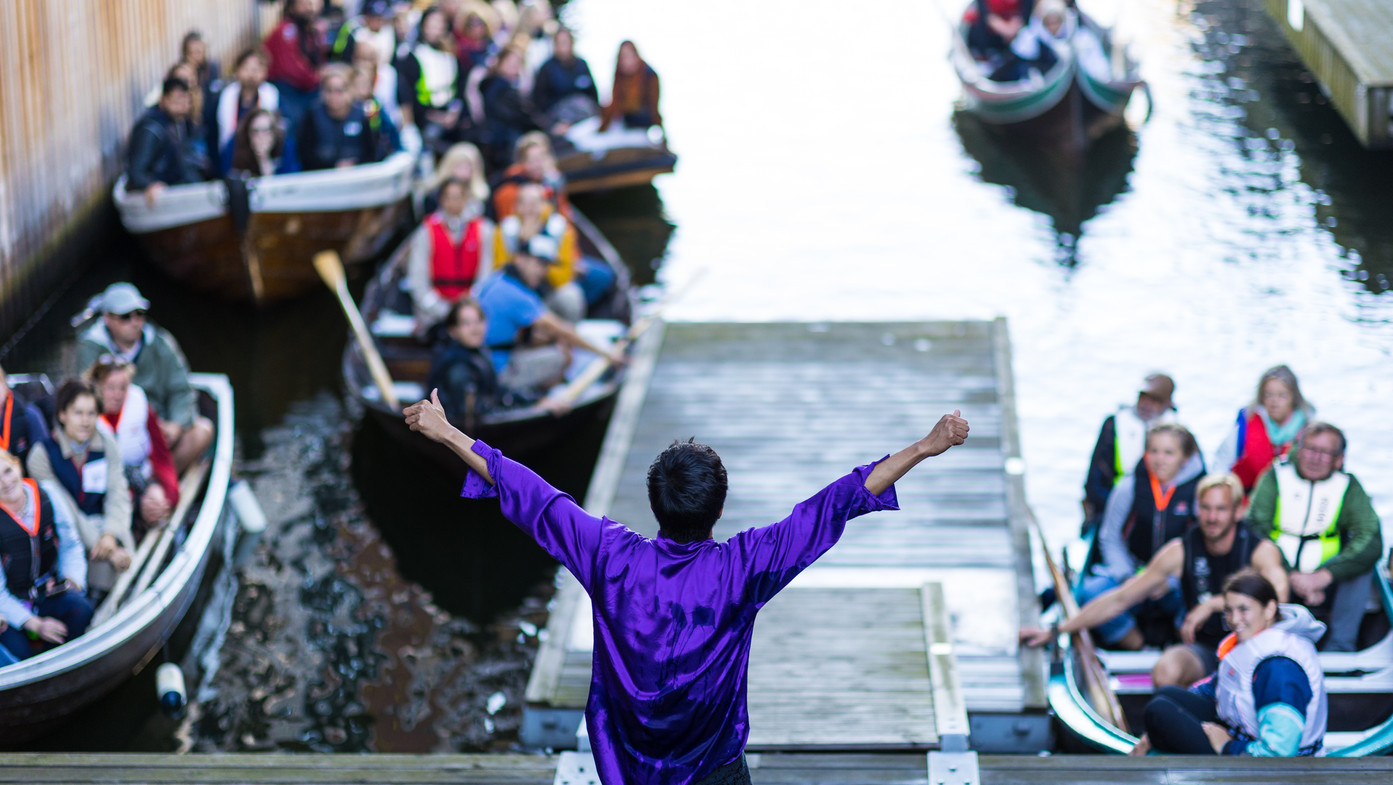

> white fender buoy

[
  {"left": 156, "top": 662, "right": 187, "bottom": 717},
  {"left": 228, "top": 480, "right": 267, "bottom": 534}
]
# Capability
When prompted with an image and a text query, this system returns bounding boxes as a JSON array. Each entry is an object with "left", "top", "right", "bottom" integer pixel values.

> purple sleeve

[
  {"left": 731, "top": 458, "right": 899, "bottom": 606},
  {"left": 460, "top": 440, "right": 602, "bottom": 588}
]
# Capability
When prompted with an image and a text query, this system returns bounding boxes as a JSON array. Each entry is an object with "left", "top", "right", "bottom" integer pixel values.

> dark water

[{"left": 2, "top": 0, "right": 1392, "bottom": 753}]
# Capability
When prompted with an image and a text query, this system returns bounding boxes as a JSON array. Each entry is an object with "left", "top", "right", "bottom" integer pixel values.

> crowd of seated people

[
  {"left": 0, "top": 283, "right": 213, "bottom": 665},
  {"left": 407, "top": 131, "right": 626, "bottom": 425},
  {"left": 1024, "top": 367, "right": 1384, "bottom": 680},
  {"left": 127, "top": 2, "right": 662, "bottom": 202}
]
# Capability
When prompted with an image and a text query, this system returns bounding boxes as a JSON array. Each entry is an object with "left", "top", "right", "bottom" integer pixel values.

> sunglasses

[{"left": 112, "top": 310, "right": 147, "bottom": 321}]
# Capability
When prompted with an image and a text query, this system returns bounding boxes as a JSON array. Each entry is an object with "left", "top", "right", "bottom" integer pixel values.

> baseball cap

[
  {"left": 1139, "top": 373, "right": 1175, "bottom": 408},
  {"left": 522, "top": 235, "right": 560, "bottom": 264},
  {"left": 363, "top": 0, "right": 392, "bottom": 17},
  {"left": 99, "top": 282, "right": 151, "bottom": 315}
]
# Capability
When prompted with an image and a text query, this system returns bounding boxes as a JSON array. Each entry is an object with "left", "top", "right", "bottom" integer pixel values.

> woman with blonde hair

[
  {"left": 1214, "top": 365, "right": 1314, "bottom": 492},
  {"left": 427, "top": 142, "right": 490, "bottom": 207}
]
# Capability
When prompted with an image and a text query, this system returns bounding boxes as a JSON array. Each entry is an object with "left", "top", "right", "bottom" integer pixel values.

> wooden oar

[
  {"left": 91, "top": 458, "right": 210, "bottom": 627},
  {"left": 314, "top": 250, "right": 400, "bottom": 409},
  {"left": 1027, "top": 506, "right": 1129, "bottom": 733},
  {"left": 554, "top": 270, "right": 706, "bottom": 406}
]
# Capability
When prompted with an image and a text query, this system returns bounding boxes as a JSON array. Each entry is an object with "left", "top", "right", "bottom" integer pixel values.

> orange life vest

[{"left": 428, "top": 214, "right": 484, "bottom": 301}]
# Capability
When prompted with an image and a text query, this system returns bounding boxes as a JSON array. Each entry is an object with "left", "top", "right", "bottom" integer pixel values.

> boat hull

[
  {"left": 115, "top": 153, "right": 417, "bottom": 305},
  {"left": 0, "top": 374, "right": 235, "bottom": 743}
]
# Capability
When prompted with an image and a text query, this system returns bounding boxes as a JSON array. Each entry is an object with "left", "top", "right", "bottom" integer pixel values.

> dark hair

[
  {"left": 233, "top": 46, "right": 269, "bottom": 72},
  {"left": 1146, "top": 422, "right": 1198, "bottom": 458},
  {"left": 181, "top": 30, "right": 204, "bottom": 57},
  {"left": 445, "top": 297, "right": 484, "bottom": 328},
  {"left": 417, "top": 6, "right": 451, "bottom": 49},
  {"left": 438, "top": 177, "right": 468, "bottom": 199},
  {"left": 161, "top": 75, "right": 191, "bottom": 97},
  {"left": 1299, "top": 421, "right": 1347, "bottom": 456},
  {"left": 646, "top": 438, "right": 727, "bottom": 542},
  {"left": 55, "top": 378, "right": 100, "bottom": 417},
  {"left": 1222, "top": 568, "right": 1279, "bottom": 608},
  {"left": 229, "top": 108, "right": 284, "bottom": 175}
]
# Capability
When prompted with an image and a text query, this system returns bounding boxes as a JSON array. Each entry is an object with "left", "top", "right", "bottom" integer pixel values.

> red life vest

[
  {"left": 1230, "top": 410, "right": 1286, "bottom": 492},
  {"left": 427, "top": 214, "right": 483, "bottom": 301}
]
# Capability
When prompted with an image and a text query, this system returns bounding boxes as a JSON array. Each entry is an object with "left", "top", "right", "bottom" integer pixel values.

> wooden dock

[
  {"left": 5, "top": 752, "right": 1393, "bottom": 784},
  {"left": 523, "top": 320, "right": 1048, "bottom": 755},
  {"left": 1262, "top": 0, "right": 1393, "bottom": 148}
]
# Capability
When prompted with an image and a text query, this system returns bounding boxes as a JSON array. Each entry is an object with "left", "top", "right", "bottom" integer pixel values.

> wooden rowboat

[
  {"left": 0, "top": 373, "right": 235, "bottom": 743},
  {"left": 553, "top": 115, "right": 677, "bottom": 194},
  {"left": 343, "top": 208, "right": 632, "bottom": 477},
  {"left": 952, "top": 6, "right": 1145, "bottom": 152},
  {"left": 113, "top": 152, "right": 417, "bottom": 305},
  {"left": 1048, "top": 540, "right": 1393, "bottom": 755}
]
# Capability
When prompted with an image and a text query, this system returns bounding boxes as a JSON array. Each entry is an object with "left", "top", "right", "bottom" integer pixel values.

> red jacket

[{"left": 265, "top": 18, "right": 321, "bottom": 93}]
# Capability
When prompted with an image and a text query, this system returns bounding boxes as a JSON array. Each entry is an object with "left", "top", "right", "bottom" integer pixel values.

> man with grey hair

[
  {"left": 1246, "top": 422, "right": 1383, "bottom": 651},
  {"left": 75, "top": 283, "right": 213, "bottom": 474}
]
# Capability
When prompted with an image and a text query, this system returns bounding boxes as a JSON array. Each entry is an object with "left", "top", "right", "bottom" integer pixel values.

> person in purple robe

[{"left": 404, "top": 391, "right": 970, "bottom": 785}]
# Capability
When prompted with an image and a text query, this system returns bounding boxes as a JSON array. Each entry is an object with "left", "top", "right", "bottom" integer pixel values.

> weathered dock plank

[
  {"left": 1263, "top": 0, "right": 1393, "bottom": 148},
  {"left": 2, "top": 752, "right": 1392, "bottom": 784},
  {"left": 524, "top": 320, "right": 1047, "bottom": 753}
]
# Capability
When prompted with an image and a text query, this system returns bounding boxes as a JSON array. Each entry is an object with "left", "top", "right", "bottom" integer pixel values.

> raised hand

[
  {"left": 923, "top": 409, "right": 970, "bottom": 456},
  {"left": 403, "top": 389, "right": 457, "bottom": 444}
]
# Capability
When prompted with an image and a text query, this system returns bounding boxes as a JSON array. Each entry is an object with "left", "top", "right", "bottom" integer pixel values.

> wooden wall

[{"left": 0, "top": 0, "right": 264, "bottom": 345}]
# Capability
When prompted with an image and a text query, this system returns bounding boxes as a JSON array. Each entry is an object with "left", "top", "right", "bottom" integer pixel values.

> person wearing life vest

[
  {"left": 1246, "top": 422, "right": 1382, "bottom": 652},
  {"left": 329, "top": 0, "right": 396, "bottom": 67},
  {"left": 24, "top": 379, "right": 135, "bottom": 597},
  {"left": 1074, "top": 424, "right": 1206, "bottom": 650},
  {"left": 1024, "top": 474, "right": 1289, "bottom": 688},
  {"left": 88, "top": 358, "right": 179, "bottom": 532},
  {"left": 0, "top": 450, "right": 93, "bottom": 661},
  {"left": 1083, "top": 373, "right": 1178, "bottom": 534},
  {"left": 1213, "top": 365, "right": 1313, "bottom": 494},
  {"left": 0, "top": 364, "right": 49, "bottom": 467},
  {"left": 396, "top": 6, "right": 464, "bottom": 152},
  {"left": 76, "top": 283, "right": 215, "bottom": 475},
  {"left": 1134, "top": 570, "right": 1327, "bottom": 756},
  {"left": 408, "top": 177, "right": 496, "bottom": 329}
]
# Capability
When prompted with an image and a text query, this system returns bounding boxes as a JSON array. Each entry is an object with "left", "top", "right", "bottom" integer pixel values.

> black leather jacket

[{"left": 126, "top": 106, "right": 204, "bottom": 190}]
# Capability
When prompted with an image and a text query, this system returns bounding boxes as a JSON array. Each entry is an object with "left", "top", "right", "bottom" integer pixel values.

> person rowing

[
  {"left": 1023, "top": 473, "right": 1288, "bottom": 687},
  {"left": 403, "top": 394, "right": 969, "bottom": 785}
]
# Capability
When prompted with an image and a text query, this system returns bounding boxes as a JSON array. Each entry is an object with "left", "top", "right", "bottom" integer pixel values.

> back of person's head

[
  {"left": 646, "top": 438, "right": 727, "bottom": 543},
  {"left": 1222, "top": 568, "right": 1279, "bottom": 609}
]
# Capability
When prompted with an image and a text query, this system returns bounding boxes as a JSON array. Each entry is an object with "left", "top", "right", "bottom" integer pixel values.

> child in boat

[
  {"left": 1132, "top": 569, "right": 1327, "bottom": 756},
  {"left": 403, "top": 395, "right": 968, "bottom": 785}
]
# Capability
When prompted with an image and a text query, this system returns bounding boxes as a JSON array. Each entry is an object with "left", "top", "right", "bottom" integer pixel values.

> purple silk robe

[{"left": 462, "top": 440, "right": 899, "bottom": 785}]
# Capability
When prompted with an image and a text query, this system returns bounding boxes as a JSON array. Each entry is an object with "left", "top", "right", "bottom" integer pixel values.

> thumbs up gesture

[
  {"left": 924, "top": 409, "right": 970, "bottom": 457},
  {"left": 403, "top": 389, "right": 456, "bottom": 444}
]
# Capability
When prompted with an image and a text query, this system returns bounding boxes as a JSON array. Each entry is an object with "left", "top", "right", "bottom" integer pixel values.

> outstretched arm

[
  {"left": 404, "top": 389, "right": 493, "bottom": 484},
  {"left": 864, "top": 410, "right": 970, "bottom": 496}
]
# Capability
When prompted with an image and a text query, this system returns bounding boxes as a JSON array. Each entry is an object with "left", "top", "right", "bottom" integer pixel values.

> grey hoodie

[{"left": 1099, "top": 451, "right": 1207, "bottom": 583}]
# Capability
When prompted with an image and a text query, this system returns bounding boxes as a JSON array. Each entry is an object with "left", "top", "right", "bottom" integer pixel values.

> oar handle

[{"left": 314, "top": 251, "right": 400, "bottom": 410}]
